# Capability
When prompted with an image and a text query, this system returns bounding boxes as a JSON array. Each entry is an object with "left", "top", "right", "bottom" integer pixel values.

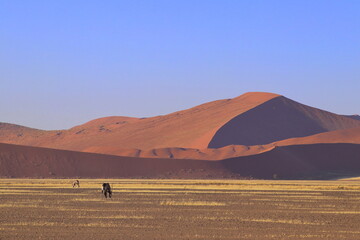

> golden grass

[
  {"left": 245, "top": 218, "right": 325, "bottom": 225},
  {"left": 71, "top": 198, "right": 125, "bottom": 204},
  {"left": 0, "top": 203, "right": 41, "bottom": 208},
  {"left": 78, "top": 215, "right": 154, "bottom": 219},
  {"left": 2, "top": 221, "right": 158, "bottom": 229},
  {"left": 310, "top": 211, "right": 360, "bottom": 214},
  {"left": 189, "top": 216, "right": 325, "bottom": 225},
  {"left": 160, "top": 200, "right": 226, "bottom": 206}
]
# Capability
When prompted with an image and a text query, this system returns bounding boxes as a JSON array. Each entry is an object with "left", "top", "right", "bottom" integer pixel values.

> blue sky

[{"left": 1, "top": 0, "right": 360, "bottom": 130}]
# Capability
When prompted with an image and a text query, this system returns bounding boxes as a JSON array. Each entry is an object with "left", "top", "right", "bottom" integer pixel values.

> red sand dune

[
  {"left": 1, "top": 142, "right": 360, "bottom": 179},
  {"left": 0, "top": 92, "right": 359, "bottom": 157}
]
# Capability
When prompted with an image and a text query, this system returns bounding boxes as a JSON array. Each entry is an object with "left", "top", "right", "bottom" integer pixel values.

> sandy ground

[{"left": 0, "top": 179, "right": 360, "bottom": 240}]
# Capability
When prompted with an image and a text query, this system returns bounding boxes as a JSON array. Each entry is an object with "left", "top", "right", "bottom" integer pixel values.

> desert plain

[{"left": 1, "top": 178, "right": 360, "bottom": 240}]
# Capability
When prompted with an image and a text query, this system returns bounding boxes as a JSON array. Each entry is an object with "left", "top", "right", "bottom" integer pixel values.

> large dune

[
  {"left": 0, "top": 92, "right": 359, "bottom": 156},
  {"left": 1, "top": 142, "right": 360, "bottom": 179}
]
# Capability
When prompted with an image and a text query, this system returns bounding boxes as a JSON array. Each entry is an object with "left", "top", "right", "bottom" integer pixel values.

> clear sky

[{"left": 1, "top": 0, "right": 360, "bottom": 130}]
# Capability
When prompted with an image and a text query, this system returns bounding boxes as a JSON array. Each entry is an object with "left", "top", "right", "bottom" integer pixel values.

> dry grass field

[{"left": 0, "top": 179, "right": 360, "bottom": 240}]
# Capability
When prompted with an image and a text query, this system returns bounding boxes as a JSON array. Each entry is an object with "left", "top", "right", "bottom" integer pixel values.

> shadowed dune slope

[
  {"left": 222, "top": 143, "right": 360, "bottom": 179},
  {"left": 1, "top": 142, "right": 360, "bottom": 179},
  {"left": 208, "top": 96, "right": 360, "bottom": 148},
  {"left": 0, "top": 143, "right": 228, "bottom": 179}
]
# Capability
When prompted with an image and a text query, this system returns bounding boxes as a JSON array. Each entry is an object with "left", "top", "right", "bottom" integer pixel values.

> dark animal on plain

[
  {"left": 102, "top": 183, "right": 112, "bottom": 198},
  {"left": 72, "top": 180, "right": 80, "bottom": 188}
]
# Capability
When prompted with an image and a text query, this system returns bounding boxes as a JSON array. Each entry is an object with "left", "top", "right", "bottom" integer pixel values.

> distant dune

[{"left": 1, "top": 92, "right": 359, "bottom": 156}]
